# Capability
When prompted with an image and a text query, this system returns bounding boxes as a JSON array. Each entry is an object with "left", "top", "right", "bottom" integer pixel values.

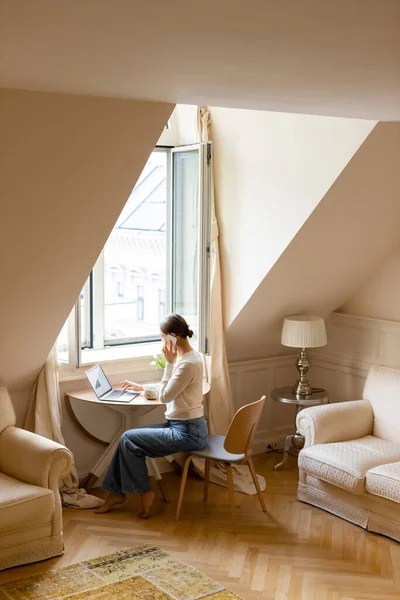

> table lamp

[{"left": 281, "top": 315, "right": 327, "bottom": 396}]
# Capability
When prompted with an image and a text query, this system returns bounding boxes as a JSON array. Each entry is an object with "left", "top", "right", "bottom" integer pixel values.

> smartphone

[{"left": 165, "top": 334, "right": 177, "bottom": 349}]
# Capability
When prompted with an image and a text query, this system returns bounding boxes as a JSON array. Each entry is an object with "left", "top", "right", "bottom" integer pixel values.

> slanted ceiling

[
  {"left": 340, "top": 239, "right": 400, "bottom": 323},
  {"left": 209, "top": 106, "right": 375, "bottom": 328},
  {"left": 225, "top": 122, "right": 400, "bottom": 361},
  {"left": 0, "top": 89, "right": 173, "bottom": 412},
  {"left": 1, "top": 0, "right": 400, "bottom": 120}
]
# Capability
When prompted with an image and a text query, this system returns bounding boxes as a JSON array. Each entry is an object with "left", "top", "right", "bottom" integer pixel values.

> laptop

[{"left": 85, "top": 364, "right": 140, "bottom": 402}]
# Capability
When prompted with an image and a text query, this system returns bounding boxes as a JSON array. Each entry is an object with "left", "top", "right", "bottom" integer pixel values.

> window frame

[
  {"left": 60, "top": 143, "right": 211, "bottom": 372},
  {"left": 171, "top": 143, "right": 211, "bottom": 354},
  {"left": 92, "top": 147, "right": 170, "bottom": 351}
]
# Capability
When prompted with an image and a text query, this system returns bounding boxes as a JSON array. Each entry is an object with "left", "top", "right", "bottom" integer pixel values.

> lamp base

[
  {"left": 292, "top": 380, "right": 313, "bottom": 396},
  {"left": 292, "top": 348, "right": 313, "bottom": 396}
]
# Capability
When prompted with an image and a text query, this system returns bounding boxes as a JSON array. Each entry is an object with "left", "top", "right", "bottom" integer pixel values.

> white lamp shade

[{"left": 281, "top": 315, "right": 327, "bottom": 348}]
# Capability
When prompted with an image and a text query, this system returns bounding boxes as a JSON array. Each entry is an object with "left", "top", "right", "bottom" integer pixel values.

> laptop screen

[{"left": 85, "top": 365, "right": 112, "bottom": 398}]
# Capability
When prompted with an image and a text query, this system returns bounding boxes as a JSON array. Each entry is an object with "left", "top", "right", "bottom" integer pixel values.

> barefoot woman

[{"left": 96, "top": 314, "right": 208, "bottom": 518}]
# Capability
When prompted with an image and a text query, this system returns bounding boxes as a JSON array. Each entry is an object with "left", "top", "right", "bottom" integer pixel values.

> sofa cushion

[
  {"left": 0, "top": 473, "right": 54, "bottom": 533},
  {"left": 366, "top": 462, "right": 400, "bottom": 504},
  {"left": 363, "top": 365, "right": 400, "bottom": 444},
  {"left": 298, "top": 435, "right": 400, "bottom": 494}
]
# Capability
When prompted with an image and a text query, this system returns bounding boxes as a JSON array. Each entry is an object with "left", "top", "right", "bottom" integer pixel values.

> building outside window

[
  {"left": 136, "top": 285, "right": 145, "bottom": 321},
  {"left": 158, "top": 288, "right": 166, "bottom": 321}
]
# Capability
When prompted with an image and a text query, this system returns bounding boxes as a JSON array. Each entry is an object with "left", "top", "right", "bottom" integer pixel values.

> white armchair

[
  {"left": 0, "top": 386, "right": 73, "bottom": 571},
  {"left": 296, "top": 365, "right": 400, "bottom": 542}
]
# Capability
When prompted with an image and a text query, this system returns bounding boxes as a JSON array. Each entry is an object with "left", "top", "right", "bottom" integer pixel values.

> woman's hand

[
  {"left": 121, "top": 380, "right": 144, "bottom": 392},
  {"left": 162, "top": 340, "right": 178, "bottom": 365}
]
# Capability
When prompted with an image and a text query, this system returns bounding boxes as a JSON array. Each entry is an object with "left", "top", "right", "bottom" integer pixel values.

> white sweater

[{"left": 158, "top": 351, "right": 204, "bottom": 421}]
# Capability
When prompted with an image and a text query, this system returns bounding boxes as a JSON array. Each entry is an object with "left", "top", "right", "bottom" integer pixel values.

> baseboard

[
  {"left": 78, "top": 471, "right": 90, "bottom": 486},
  {"left": 252, "top": 429, "right": 287, "bottom": 455}
]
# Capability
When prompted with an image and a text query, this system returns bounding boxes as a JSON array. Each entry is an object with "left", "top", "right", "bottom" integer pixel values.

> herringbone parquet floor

[{"left": 2, "top": 454, "right": 400, "bottom": 599}]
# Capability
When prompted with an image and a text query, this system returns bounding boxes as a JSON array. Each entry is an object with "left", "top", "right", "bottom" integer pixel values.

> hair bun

[{"left": 160, "top": 314, "right": 193, "bottom": 340}]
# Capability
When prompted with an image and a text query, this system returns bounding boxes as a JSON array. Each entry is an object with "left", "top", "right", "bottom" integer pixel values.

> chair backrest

[
  {"left": 0, "top": 386, "right": 16, "bottom": 435},
  {"left": 224, "top": 396, "right": 266, "bottom": 457},
  {"left": 363, "top": 365, "right": 400, "bottom": 443}
]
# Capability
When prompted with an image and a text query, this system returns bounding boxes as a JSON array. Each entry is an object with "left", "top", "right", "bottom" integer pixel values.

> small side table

[{"left": 272, "top": 387, "right": 328, "bottom": 470}]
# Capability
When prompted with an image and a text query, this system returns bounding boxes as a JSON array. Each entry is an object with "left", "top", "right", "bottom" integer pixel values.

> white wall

[
  {"left": 310, "top": 312, "right": 400, "bottom": 405},
  {"left": 209, "top": 107, "right": 375, "bottom": 327},
  {"left": 340, "top": 241, "right": 400, "bottom": 322},
  {"left": 174, "top": 105, "right": 198, "bottom": 145},
  {"left": 225, "top": 122, "right": 400, "bottom": 362},
  {"left": 157, "top": 109, "right": 180, "bottom": 146}
]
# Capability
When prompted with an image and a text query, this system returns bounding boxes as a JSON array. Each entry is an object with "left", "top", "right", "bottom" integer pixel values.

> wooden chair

[{"left": 175, "top": 396, "right": 267, "bottom": 533}]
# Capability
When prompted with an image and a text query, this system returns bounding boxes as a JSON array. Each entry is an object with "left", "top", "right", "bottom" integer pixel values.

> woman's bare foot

[
  {"left": 138, "top": 490, "right": 157, "bottom": 519},
  {"left": 95, "top": 492, "right": 126, "bottom": 514}
]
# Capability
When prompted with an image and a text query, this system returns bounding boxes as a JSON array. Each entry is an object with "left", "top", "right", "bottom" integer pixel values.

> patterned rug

[{"left": 0, "top": 546, "right": 241, "bottom": 600}]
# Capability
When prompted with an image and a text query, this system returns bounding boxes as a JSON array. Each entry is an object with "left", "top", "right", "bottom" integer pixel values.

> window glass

[
  {"left": 172, "top": 149, "right": 200, "bottom": 340},
  {"left": 104, "top": 151, "right": 167, "bottom": 344},
  {"left": 57, "top": 320, "right": 69, "bottom": 363}
]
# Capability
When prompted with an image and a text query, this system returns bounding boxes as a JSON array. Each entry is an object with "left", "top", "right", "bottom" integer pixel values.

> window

[
  {"left": 59, "top": 144, "right": 211, "bottom": 367},
  {"left": 136, "top": 285, "right": 144, "bottom": 321},
  {"left": 80, "top": 275, "right": 93, "bottom": 349},
  {"left": 159, "top": 288, "right": 166, "bottom": 321}
]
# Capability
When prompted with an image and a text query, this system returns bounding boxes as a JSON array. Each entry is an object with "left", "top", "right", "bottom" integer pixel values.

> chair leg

[
  {"left": 247, "top": 457, "right": 267, "bottom": 512},
  {"left": 225, "top": 464, "right": 238, "bottom": 534},
  {"left": 175, "top": 455, "right": 193, "bottom": 522},
  {"left": 204, "top": 458, "right": 211, "bottom": 503}
]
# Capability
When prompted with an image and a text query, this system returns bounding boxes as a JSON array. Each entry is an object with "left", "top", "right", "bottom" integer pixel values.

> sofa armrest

[
  {"left": 0, "top": 427, "right": 73, "bottom": 489},
  {"left": 296, "top": 400, "right": 374, "bottom": 447}
]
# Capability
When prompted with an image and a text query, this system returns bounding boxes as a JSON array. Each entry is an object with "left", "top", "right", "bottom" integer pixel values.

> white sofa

[
  {"left": 0, "top": 387, "right": 73, "bottom": 571},
  {"left": 297, "top": 365, "right": 400, "bottom": 542}
]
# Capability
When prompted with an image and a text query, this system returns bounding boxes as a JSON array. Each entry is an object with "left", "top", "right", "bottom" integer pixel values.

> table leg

[
  {"left": 274, "top": 434, "right": 294, "bottom": 470},
  {"left": 83, "top": 413, "right": 127, "bottom": 492},
  {"left": 293, "top": 404, "right": 305, "bottom": 450},
  {"left": 274, "top": 404, "right": 306, "bottom": 471},
  {"left": 147, "top": 458, "right": 170, "bottom": 503}
]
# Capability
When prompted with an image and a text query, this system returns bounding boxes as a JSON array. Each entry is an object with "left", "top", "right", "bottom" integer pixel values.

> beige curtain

[
  {"left": 25, "top": 347, "right": 104, "bottom": 509},
  {"left": 194, "top": 106, "right": 266, "bottom": 495},
  {"left": 197, "top": 107, "right": 233, "bottom": 435}
]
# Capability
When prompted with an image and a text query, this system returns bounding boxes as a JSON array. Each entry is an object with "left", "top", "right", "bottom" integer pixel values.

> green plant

[{"left": 150, "top": 354, "right": 166, "bottom": 369}]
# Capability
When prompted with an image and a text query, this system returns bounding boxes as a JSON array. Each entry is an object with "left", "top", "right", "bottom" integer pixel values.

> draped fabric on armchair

[
  {"left": 24, "top": 347, "right": 104, "bottom": 509},
  {"left": 194, "top": 107, "right": 266, "bottom": 495}
]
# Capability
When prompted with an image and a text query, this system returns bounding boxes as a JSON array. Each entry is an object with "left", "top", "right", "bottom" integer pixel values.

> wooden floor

[{"left": 2, "top": 453, "right": 400, "bottom": 599}]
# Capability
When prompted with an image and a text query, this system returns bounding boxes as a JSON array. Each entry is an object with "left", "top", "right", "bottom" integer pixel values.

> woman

[{"left": 95, "top": 314, "right": 208, "bottom": 518}]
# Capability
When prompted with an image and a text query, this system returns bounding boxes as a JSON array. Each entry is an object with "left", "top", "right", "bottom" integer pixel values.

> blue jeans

[{"left": 102, "top": 417, "right": 208, "bottom": 495}]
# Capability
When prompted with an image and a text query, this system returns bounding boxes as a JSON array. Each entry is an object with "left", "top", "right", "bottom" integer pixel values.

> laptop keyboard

[{"left": 105, "top": 390, "right": 126, "bottom": 399}]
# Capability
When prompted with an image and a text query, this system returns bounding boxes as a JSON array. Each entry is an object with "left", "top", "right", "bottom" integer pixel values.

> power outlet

[{"left": 266, "top": 441, "right": 279, "bottom": 452}]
